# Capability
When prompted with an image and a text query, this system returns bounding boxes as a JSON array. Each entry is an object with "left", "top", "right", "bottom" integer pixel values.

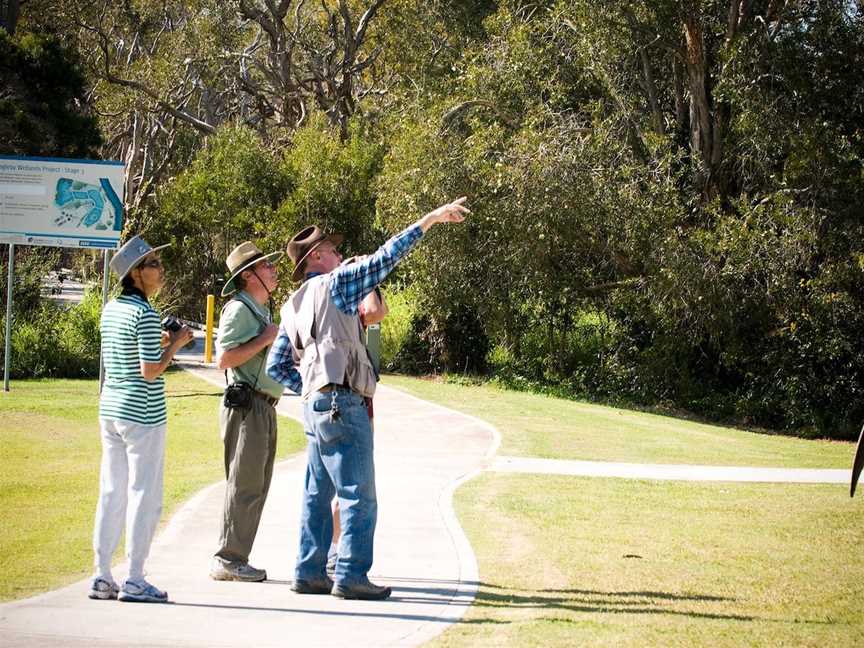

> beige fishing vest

[{"left": 281, "top": 274, "right": 378, "bottom": 400}]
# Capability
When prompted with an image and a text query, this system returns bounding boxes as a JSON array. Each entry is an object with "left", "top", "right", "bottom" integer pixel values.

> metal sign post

[
  {"left": 3, "top": 243, "right": 14, "bottom": 391},
  {"left": 98, "top": 249, "right": 111, "bottom": 392}
]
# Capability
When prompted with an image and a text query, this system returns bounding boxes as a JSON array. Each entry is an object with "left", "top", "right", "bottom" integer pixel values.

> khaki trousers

[{"left": 215, "top": 395, "right": 277, "bottom": 564}]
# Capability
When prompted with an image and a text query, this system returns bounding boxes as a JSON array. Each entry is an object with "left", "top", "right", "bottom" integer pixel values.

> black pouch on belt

[{"left": 223, "top": 382, "right": 253, "bottom": 409}]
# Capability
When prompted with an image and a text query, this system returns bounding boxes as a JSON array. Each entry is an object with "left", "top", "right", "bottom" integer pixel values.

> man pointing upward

[{"left": 267, "top": 197, "right": 469, "bottom": 600}]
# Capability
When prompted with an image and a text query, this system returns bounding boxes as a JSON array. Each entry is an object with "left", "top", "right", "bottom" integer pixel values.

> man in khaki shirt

[{"left": 210, "top": 242, "right": 283, "bottom": 582}]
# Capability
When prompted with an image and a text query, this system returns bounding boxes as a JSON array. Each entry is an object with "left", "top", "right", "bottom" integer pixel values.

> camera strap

[{"left": 223, "top": 293, "right": 273, "bottom": 395}]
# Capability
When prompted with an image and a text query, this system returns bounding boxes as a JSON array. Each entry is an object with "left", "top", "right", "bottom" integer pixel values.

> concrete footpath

[
  {"left": 1, "top": 332, "right": 848, "bottom": 647},
  {"left": 0, "top": 360, "right": 498, "bottom": 648}
]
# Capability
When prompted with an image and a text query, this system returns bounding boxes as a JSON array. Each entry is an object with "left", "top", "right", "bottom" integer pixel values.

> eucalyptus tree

[
  {"left": 14, "top": 0, "right": 394, "bottom": 221},
  {"left": 377, "top": 0, "right": 864, "bottom": 435}
]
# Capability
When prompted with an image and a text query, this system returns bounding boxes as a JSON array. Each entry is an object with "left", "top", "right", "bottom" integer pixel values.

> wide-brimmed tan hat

[
  {"left": 287, "top": 225, "right": 344, "bottom": 281},
  {"left": 222, "top": 241, "right": 283, "bottom": 297},
  {"left": 109, "top": 235, "right": 170, "bottom": 280}
]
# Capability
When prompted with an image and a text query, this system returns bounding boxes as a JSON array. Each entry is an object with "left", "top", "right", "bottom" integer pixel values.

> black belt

[
  {"left": 252, "top": 390, "right": 279, "bottom": 407},
  {"left": 319, "top": 383, "right": 352, "bottom": 393}
]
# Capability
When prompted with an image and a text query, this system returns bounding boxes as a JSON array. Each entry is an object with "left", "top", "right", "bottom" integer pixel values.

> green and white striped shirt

[{"left": 99, "top": 292, "right": 166, "bottom": 426}]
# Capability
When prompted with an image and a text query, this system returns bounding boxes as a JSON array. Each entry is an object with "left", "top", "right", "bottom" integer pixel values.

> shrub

[
  {"left": 380, "top": 285, "right": 419, "bottom": 369},
  {"left": 0, "top": 247, "right": 60, "bottom": 316},
  {"left": 1, "top": 289, "right": 102, "bottom": 379}
]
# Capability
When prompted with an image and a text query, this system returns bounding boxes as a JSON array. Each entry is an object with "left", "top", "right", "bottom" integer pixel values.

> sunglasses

[{"left": 138, "top": 258, "right": 163, "bottom": 269}]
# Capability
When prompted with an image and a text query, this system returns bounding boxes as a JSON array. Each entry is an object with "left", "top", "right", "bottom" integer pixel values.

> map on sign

[
  {"left": 0, "top": 156, "right": 125, "bottom": 249},
  {"left": 53, "top": 178, "right": 123, "bottom": 231}
]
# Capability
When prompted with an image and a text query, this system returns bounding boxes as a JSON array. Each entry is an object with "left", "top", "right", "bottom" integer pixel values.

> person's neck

[
  {"left": 305, "top": 262, "right": 333, "bottom": 277},
  {"left": 242, "top": 286, "right": 269, "bottom": 306},
  {"left": 122, "top": 283, "right": 150, "bottom": 301}
]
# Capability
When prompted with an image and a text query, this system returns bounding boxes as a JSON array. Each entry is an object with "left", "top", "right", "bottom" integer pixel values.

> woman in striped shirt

[{"left": 90, "top": 236, "right": 193, "bottom": 604}]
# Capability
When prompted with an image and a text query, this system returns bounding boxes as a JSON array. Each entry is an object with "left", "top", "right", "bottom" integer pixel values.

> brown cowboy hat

[
  {"left": 287, "top": 225, "right": 344, "bottom": 281},
  {"left": 222, "top": 241, "right": 283, "bottom": 297}
]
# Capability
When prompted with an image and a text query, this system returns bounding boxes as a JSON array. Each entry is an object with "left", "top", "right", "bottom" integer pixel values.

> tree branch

[
  {"left": 82, "top": 21, "right": 217, "bottom": 134},
  {"left": 441, "top": 100, "right": 519, "bottom": 130}
]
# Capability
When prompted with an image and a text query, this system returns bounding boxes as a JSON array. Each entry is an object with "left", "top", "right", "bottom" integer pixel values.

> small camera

[
  {"left": 161, "top": 315, "right": 184, "bottom": 332},
  {"left": 161, "top": 315, "right": 196, "bottom": 349}
]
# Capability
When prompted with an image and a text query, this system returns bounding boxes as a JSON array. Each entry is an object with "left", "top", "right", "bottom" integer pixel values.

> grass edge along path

[
  {"left": 381, "top": 374, "right": 862, "bottom": 646},
  {"left": 0, "top": 370, "right": 304, "bottom": 602},
  {"left": 382, "top": 374, "right": 853, "bottom": 469},
  {"left": 429, "top": 472, "right": 864, "bottom": 647}
]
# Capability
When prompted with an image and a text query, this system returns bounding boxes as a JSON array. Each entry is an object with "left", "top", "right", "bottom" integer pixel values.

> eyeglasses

[{"left": 138, "top": 258, "right": 163, "bottom": 269}]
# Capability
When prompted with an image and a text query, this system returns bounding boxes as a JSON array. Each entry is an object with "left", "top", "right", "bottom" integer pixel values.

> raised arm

[{"left": 331, "top": 197, "right": 470, "bottom": 315}]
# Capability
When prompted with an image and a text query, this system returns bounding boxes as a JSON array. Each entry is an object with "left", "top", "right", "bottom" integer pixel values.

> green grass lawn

[
  {"left": 0, "top": 369, "right": 304, "bottom": 602},
  {"left": 383, "top": 375, "right": 854, "bottom": 468},
  {"left": 431, "top": 473, "right": 864, "bottom": 647}
]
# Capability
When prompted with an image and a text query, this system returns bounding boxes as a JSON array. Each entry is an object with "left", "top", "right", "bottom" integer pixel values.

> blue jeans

[{"left": 296, "top": 388, "right": 377, "bottom": 585}]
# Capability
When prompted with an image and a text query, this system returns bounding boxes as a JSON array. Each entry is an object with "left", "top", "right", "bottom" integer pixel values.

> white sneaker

[
  {"left": 88, "top": 577, "right": 119, "bottom": 600},
  {"left": 210, "top": 559, "right": 267, "bottom": 582},
  {"left": 118, "top": 579, "right": 168, "bottom": 603}
]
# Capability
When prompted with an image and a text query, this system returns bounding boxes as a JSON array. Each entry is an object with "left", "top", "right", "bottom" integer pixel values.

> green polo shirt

[{"left": 217, "top": 292, "right": 284, "bottom": 399}]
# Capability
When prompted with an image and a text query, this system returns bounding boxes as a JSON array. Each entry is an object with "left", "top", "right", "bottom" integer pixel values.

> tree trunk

[
  {"left": 638, "top": 46, "right": 665, "bottom": 135},
  {"left": 683, "top": 10, "right": 717, "bottom": 197},
  {"left": 683, "top": 12, "right": 712, "bottom": 171},
  {"left": 709, "top": 0, "right": 753, "bottom": 200},
  {"left": 1, "top": 0, "right": 19, "bottom": 34},
  {"left": 673, "top": 58, "right": 688, "bottom": 140}
]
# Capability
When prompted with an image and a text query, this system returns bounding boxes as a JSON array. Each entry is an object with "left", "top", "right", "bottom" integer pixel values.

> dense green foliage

[
  {"left": 376, "top": 1, "right": 864, "bottom": 438},
  {"left": 0, "top": 30, "right": 101, "bottom": 157},
  {"left": 140, "top": 125, "right": 292, "bottom": 314},
  {"left": 0, "top": 247, "right": 59, "bottom": 315},
  {"left": 9, "top": 0, "right": 864, "bottom": 437},
  {"left": 143, "top": 119, "right": 382, "bottom": 318}
]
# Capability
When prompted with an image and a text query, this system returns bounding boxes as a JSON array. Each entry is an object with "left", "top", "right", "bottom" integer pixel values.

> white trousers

[{"left": 92, "top": 418, "right": 166, "bottom": 582}]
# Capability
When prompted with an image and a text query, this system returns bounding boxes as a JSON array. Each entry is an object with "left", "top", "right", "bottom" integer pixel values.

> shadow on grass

[
  {"left": 170, "top": 578, "right": 836, "bottom": 628},
  {"left": 473, "top": 584, "right": 755, "bottom": 622},
  {"left": 540, "top": 588, "right": 733, "bottom": 602}
]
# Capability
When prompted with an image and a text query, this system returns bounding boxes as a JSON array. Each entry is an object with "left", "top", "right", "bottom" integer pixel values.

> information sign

[{"left": 0, "top": 155, "right": 125, "bottom": 249}]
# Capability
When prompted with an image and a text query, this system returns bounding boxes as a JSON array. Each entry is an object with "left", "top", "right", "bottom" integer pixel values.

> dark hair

[
  {"left": 234, "top": 273, "right": 248, "bottom": 291},
  {"left": 121, "top": 274, "right": 136, "bottom": 291}
]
